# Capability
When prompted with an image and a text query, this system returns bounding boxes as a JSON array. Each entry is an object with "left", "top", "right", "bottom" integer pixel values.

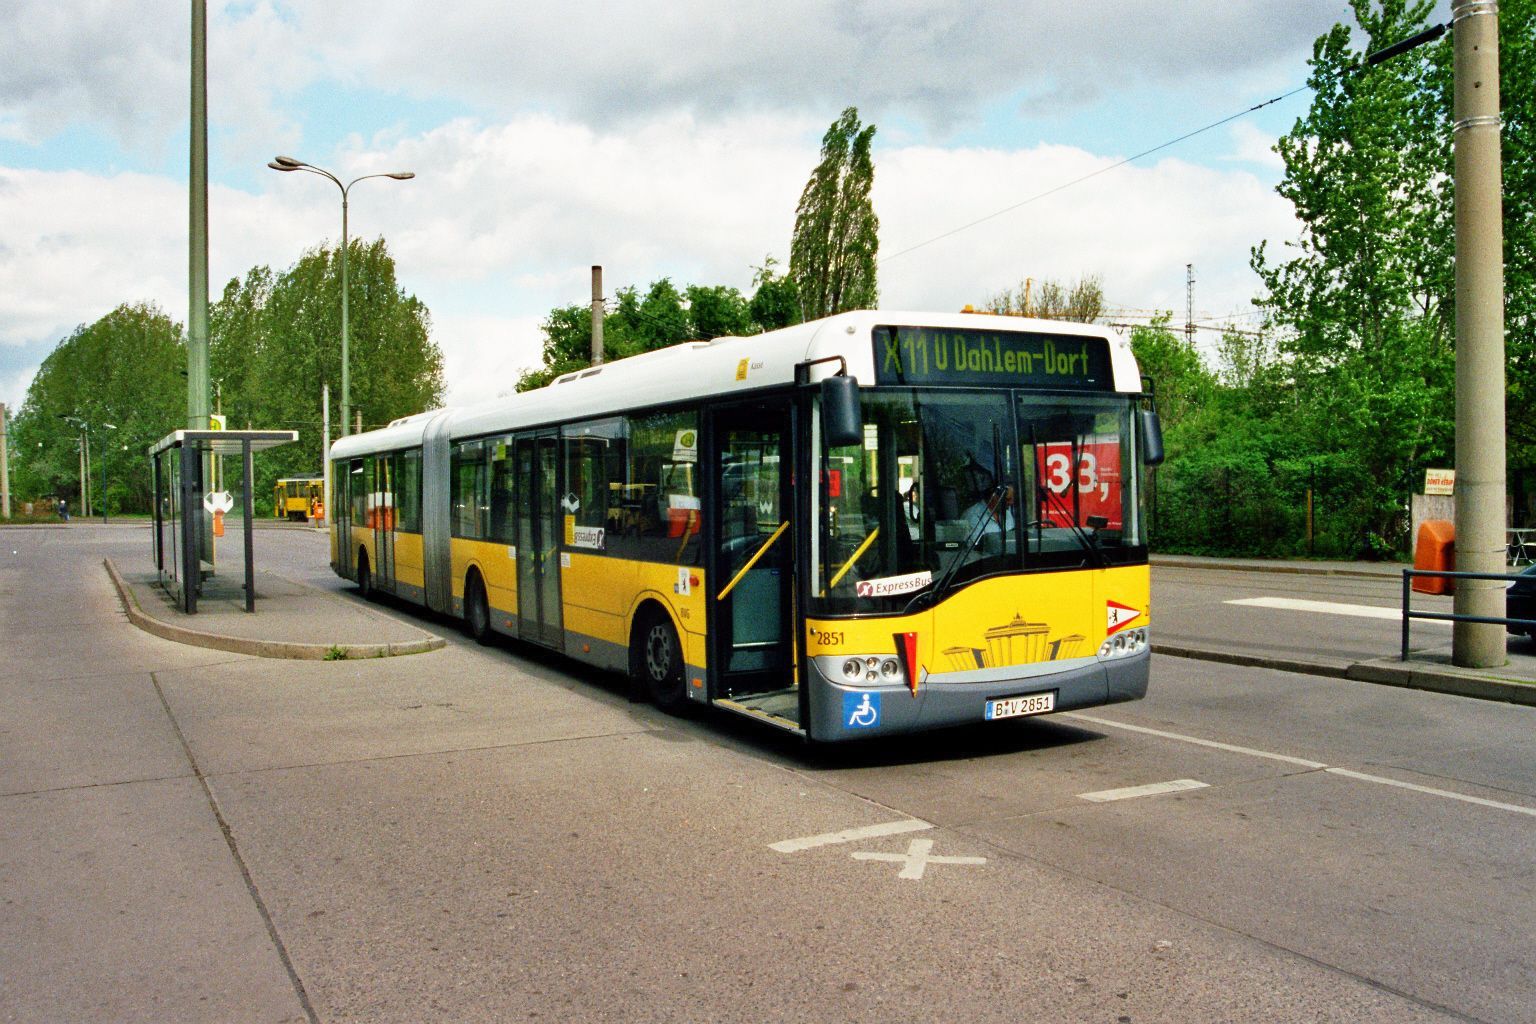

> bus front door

[
  {"left": 708, "top": 401, "right": 797, "bottom": 725},
  {"left": 515, "top": 432, "right": 563, "bottom": 649}
]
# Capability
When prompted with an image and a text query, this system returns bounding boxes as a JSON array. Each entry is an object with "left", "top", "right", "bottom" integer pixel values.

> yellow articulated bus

[
  {"left": 274, "top": 476, "right": 324, "bottom": 521},
  {"left": 329, "top": 310, "right": 1164, "bottom": 741}
]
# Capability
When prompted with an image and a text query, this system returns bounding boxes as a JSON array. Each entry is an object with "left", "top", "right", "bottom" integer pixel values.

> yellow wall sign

[
  {"left": 209, "top": 413, "right": 226, "bottom": 430},
  {"left": 735, "top": 358, "right": 749, "bottom": 381},
  {"left": 1424, "top": 468, "right": 1454, "bottom": 496}
]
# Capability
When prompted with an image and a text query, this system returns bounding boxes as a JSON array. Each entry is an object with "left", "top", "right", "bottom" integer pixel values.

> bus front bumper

[{"left": 806, "top": 643, "right": 1150, "bottom": 742}]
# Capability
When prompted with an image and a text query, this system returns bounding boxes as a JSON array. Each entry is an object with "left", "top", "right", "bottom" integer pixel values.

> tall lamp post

[{"left": 267, "top": 156, "right": 414, "bottom": 438}]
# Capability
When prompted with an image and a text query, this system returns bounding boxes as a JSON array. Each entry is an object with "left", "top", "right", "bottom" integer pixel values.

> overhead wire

[{"left": 880, "top": 85, "right": 1312, "bottom": 265}]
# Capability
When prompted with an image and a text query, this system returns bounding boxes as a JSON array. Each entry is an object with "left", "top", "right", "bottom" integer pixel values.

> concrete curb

[
  {"left": 1156, "top": 642, "right": 1536, "bottom": 707},
  {"left": 103, "top": 558, "right": 447, "bottom": 661},
  {"left": 1153, "top": 643, "right": 1351, "bottom": 679},
  {"left": 1344, "top": 659, "right": 1536, "bottom": 706}
]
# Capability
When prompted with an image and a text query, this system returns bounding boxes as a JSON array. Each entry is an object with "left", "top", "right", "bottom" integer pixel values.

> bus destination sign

[{"left": 872, "top": 325, "right": 1113, "bottom": 390}]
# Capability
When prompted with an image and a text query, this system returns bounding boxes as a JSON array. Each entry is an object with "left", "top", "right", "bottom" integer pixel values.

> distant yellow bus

[
  {"left": 274, "top": 476, "right": 323, "bottom": 521},
  {"left": 329, "top": 310, "right": 1164, "bottom": 742}
]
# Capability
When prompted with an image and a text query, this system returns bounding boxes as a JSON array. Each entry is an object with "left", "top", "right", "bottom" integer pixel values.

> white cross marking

[{"left": 851, "top": 838, "right": 987, "bottom": 880}]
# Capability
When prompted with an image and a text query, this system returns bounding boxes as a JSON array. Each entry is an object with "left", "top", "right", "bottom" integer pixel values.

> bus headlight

[
  {"left": 831, "top": 655, "right": 907, "bottom": 686},
  {"left": 1098, "top": 628, "right": 1148, "bottom": 659}
]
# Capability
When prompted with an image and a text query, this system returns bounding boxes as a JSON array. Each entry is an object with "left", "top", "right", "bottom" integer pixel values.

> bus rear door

[
  {"left": 372, "top": 455, "right": 396, "bottom": 593},
  {"left": 514, "top": 431, "right": 563, "bottom": 649}
]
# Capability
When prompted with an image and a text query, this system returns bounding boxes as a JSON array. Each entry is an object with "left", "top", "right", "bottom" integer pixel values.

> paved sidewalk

[
  {"left": 1154, "top": 554, "right": 1536, "bottom": 706},
  {"left": 105, "top": 557, "right": 446, "bottom": 660}
]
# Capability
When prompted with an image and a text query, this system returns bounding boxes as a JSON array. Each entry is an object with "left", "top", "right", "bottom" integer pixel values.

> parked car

[{"left": 1508, "top": 563, "right": 1536, "bottom": 641}]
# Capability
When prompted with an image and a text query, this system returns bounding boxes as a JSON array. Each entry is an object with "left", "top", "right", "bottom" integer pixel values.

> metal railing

[{"left": 1400, "top": 568, "right": 1536, "bottom": 660}]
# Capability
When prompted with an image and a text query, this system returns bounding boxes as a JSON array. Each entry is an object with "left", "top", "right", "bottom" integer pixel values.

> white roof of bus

[{"left": 331, "top": 310, "right": 1141, "bottom": 459}]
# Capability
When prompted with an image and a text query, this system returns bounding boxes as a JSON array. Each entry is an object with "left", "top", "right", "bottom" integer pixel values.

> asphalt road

[
  {"left": 1152, "top": 562, "right": 1461, "bottom": 667},
  {"left": 4, "top": 525, "right": 1534, "bottom": 1023}
]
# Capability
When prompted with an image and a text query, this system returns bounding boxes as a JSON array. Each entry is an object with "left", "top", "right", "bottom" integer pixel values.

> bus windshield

[{"left": 814, "top": 388, "right": 1147, "bottom": 616}]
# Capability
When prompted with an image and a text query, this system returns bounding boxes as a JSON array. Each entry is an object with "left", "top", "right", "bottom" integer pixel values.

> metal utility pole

[
  {"left": 1451, "top": 0, "right": 1506, "bottom": 667},
  {"left": 590, "top": 265, "right": 604, "bottom": 365},
  {"left": 0, "top": 402, "right": 10, "bottom": 519},
  {"left": 78, "top": 430, "right": 88, "bottom": 518},
  {"left": 1185, "top": 264, "right": 1196, "bottom": 345},
  {"left": 188, "top": 0, "right": 210, "bottom": 431},
  {"left": 322, "top": 383, "right": 331, "bottom": 527}
]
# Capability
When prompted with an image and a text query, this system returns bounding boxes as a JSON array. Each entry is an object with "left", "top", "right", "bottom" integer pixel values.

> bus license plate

[{"left": 985, "top": 692, "right": 1056, "bottom": 720}]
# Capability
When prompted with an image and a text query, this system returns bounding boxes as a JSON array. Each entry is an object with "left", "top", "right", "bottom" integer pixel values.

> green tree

[
  {"left": 1250, "top": 0, "right": 1457, "bottom": 555},
  {"left": 517, "top": 272, "right": 802, "bottom": 393},
  {"left": 12, "top": 303, "right": 184, "bottom": 513},
  {"left": 213, "top": 238, "right": 445, "bottom": 496},
  {"left": 748, "top": 256, "right": 802, "bottom": 332},
  {"left": 789, "top": 107, "right": 879, "bottom": 318},
  {"left": 986, "top": 274, "right": 1105, "bottom": 322}
]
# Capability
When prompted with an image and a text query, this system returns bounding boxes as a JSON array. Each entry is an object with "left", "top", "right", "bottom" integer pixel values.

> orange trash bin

[{"left": 1412, "top": 519, "right": 1455, "bottom": 595}]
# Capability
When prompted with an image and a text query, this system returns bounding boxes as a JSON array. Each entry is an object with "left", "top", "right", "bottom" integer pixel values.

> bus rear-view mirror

[
  {"left": 1140, "top": 408, "right": 1165, "bottom": 467},
  {"left": 822, "top": 375, "right": 863, "bottom": 449}
]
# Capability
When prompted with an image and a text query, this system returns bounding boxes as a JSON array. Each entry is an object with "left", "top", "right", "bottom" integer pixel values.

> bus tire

[
  {"left": 464, "top": 573, "right": 493, "bottom": 646},
  {"left": 635, "top": 610, "right": 688, "bottom": 713},
  {"left": 357, "top": 551, "right": 373, "bottom": 601}
]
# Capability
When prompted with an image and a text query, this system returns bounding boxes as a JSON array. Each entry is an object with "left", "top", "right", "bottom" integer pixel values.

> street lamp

[
  {"left": 60, "top": 416, "right": 115, "bottom": 522},
  {"left": 267, "top": 156, "right": 415, "bottom": 436}
]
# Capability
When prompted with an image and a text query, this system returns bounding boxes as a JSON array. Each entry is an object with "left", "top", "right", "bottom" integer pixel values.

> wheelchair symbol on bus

[{"left": 844, "top": 691, "right": 880, "bottom": 728}]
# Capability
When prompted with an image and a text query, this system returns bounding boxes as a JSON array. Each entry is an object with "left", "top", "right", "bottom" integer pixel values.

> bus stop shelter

[{"left": 149, "top": 429, "right": 297, "bottom": 614}]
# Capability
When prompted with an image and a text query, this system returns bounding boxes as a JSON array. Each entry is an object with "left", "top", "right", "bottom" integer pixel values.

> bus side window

[{"left": 623, "top": 409, "right": 699, "bottom": 566}]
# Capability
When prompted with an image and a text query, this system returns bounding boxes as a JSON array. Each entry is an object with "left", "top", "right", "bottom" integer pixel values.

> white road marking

[
  {"left": 1324, "top": 768, "right": 1536, "bottom": 818},
  {"left": 851, "top": 838, "right": 986, "bottom": 880},
  {"left": 1078, "top": 778, "right": 1210, "bottom": 803},
  {"left": 769, "top": 818, "right": 933, "bottom": 853},
  {"left": 1063, "top": 712, "right": 1328, "bottom": 769},
  {"left": 1225, "top": 596, "right": 1449, "bottom": 625},
  {"left": 1063, "top": 713, "right": 1536, "bottom": 819}
]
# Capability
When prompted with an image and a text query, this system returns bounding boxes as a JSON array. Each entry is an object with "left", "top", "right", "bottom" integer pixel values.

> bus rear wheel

[
  {"left": 635, "top": 611, "right": 688, "bottom": 713},
  {"left": 464, "top": 573, "right": 493, "bottom": 646},
  {"left": 357, "top": 551, "right": 373, "bottom": 601}
]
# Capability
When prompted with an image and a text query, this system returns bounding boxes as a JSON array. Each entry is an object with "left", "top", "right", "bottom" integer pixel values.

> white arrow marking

[
  {"left": 851, "top": 838, "right": 986, "bottom": 880},
  {"left": 769, "top": 819, "right": 931, "bottom": 853}
]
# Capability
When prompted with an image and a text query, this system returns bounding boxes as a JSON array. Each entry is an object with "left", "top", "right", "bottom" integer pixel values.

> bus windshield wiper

[
  {"left": 1040, "top": 477, "right": 1104, "bottom": 568},
  {"left": 904, "top": 482, "right": 1008, "bottom": 614}
]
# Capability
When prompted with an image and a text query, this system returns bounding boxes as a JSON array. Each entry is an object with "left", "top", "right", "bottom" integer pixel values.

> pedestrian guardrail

[{"left": 1400, "top": 568, "right": 1536, "bottom": 661}]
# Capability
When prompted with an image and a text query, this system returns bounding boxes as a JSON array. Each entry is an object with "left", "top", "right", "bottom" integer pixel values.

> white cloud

[
  {"left": 1227, "top": 121, "right": 1286, "bottom": 171},
  {"left": 3, "top": 0, "right": 1352, "bottom": 152},
  {"left": 300, "top": 1, "right": 1350, "bottom": 128},
  {"left": 1, "top": 111, "right": 1300, "bottom": 412}
]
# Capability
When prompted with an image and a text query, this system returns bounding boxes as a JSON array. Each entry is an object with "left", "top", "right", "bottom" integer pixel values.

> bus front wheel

[{"left": 635, "top": 612, "right": 688, "bottom": 713}]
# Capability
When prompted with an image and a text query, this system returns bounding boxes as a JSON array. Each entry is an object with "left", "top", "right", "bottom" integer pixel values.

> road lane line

[
  {"left": 1064, "top": 712, "right": 1536, "bottom": 819},
  {"left": 1225, "top": 596, "right": 1450, "bottom": 624},
  {"left": 1078, "top": 778, "right": 1209, "bottom": 803},
  {"left": 1062, "top": 712, "right": 1329, "bottom": 769},
  {"left": 770, "top": 818, "right": 933, "bottom": 853},
  {"left": 1324, "top": 768, "right": 1536, "bottom": 818}
]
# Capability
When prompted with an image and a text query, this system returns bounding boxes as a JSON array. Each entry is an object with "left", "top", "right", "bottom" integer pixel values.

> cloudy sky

[{"left": 1, "top": 1, "right": 1374, "bottom": 414}]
